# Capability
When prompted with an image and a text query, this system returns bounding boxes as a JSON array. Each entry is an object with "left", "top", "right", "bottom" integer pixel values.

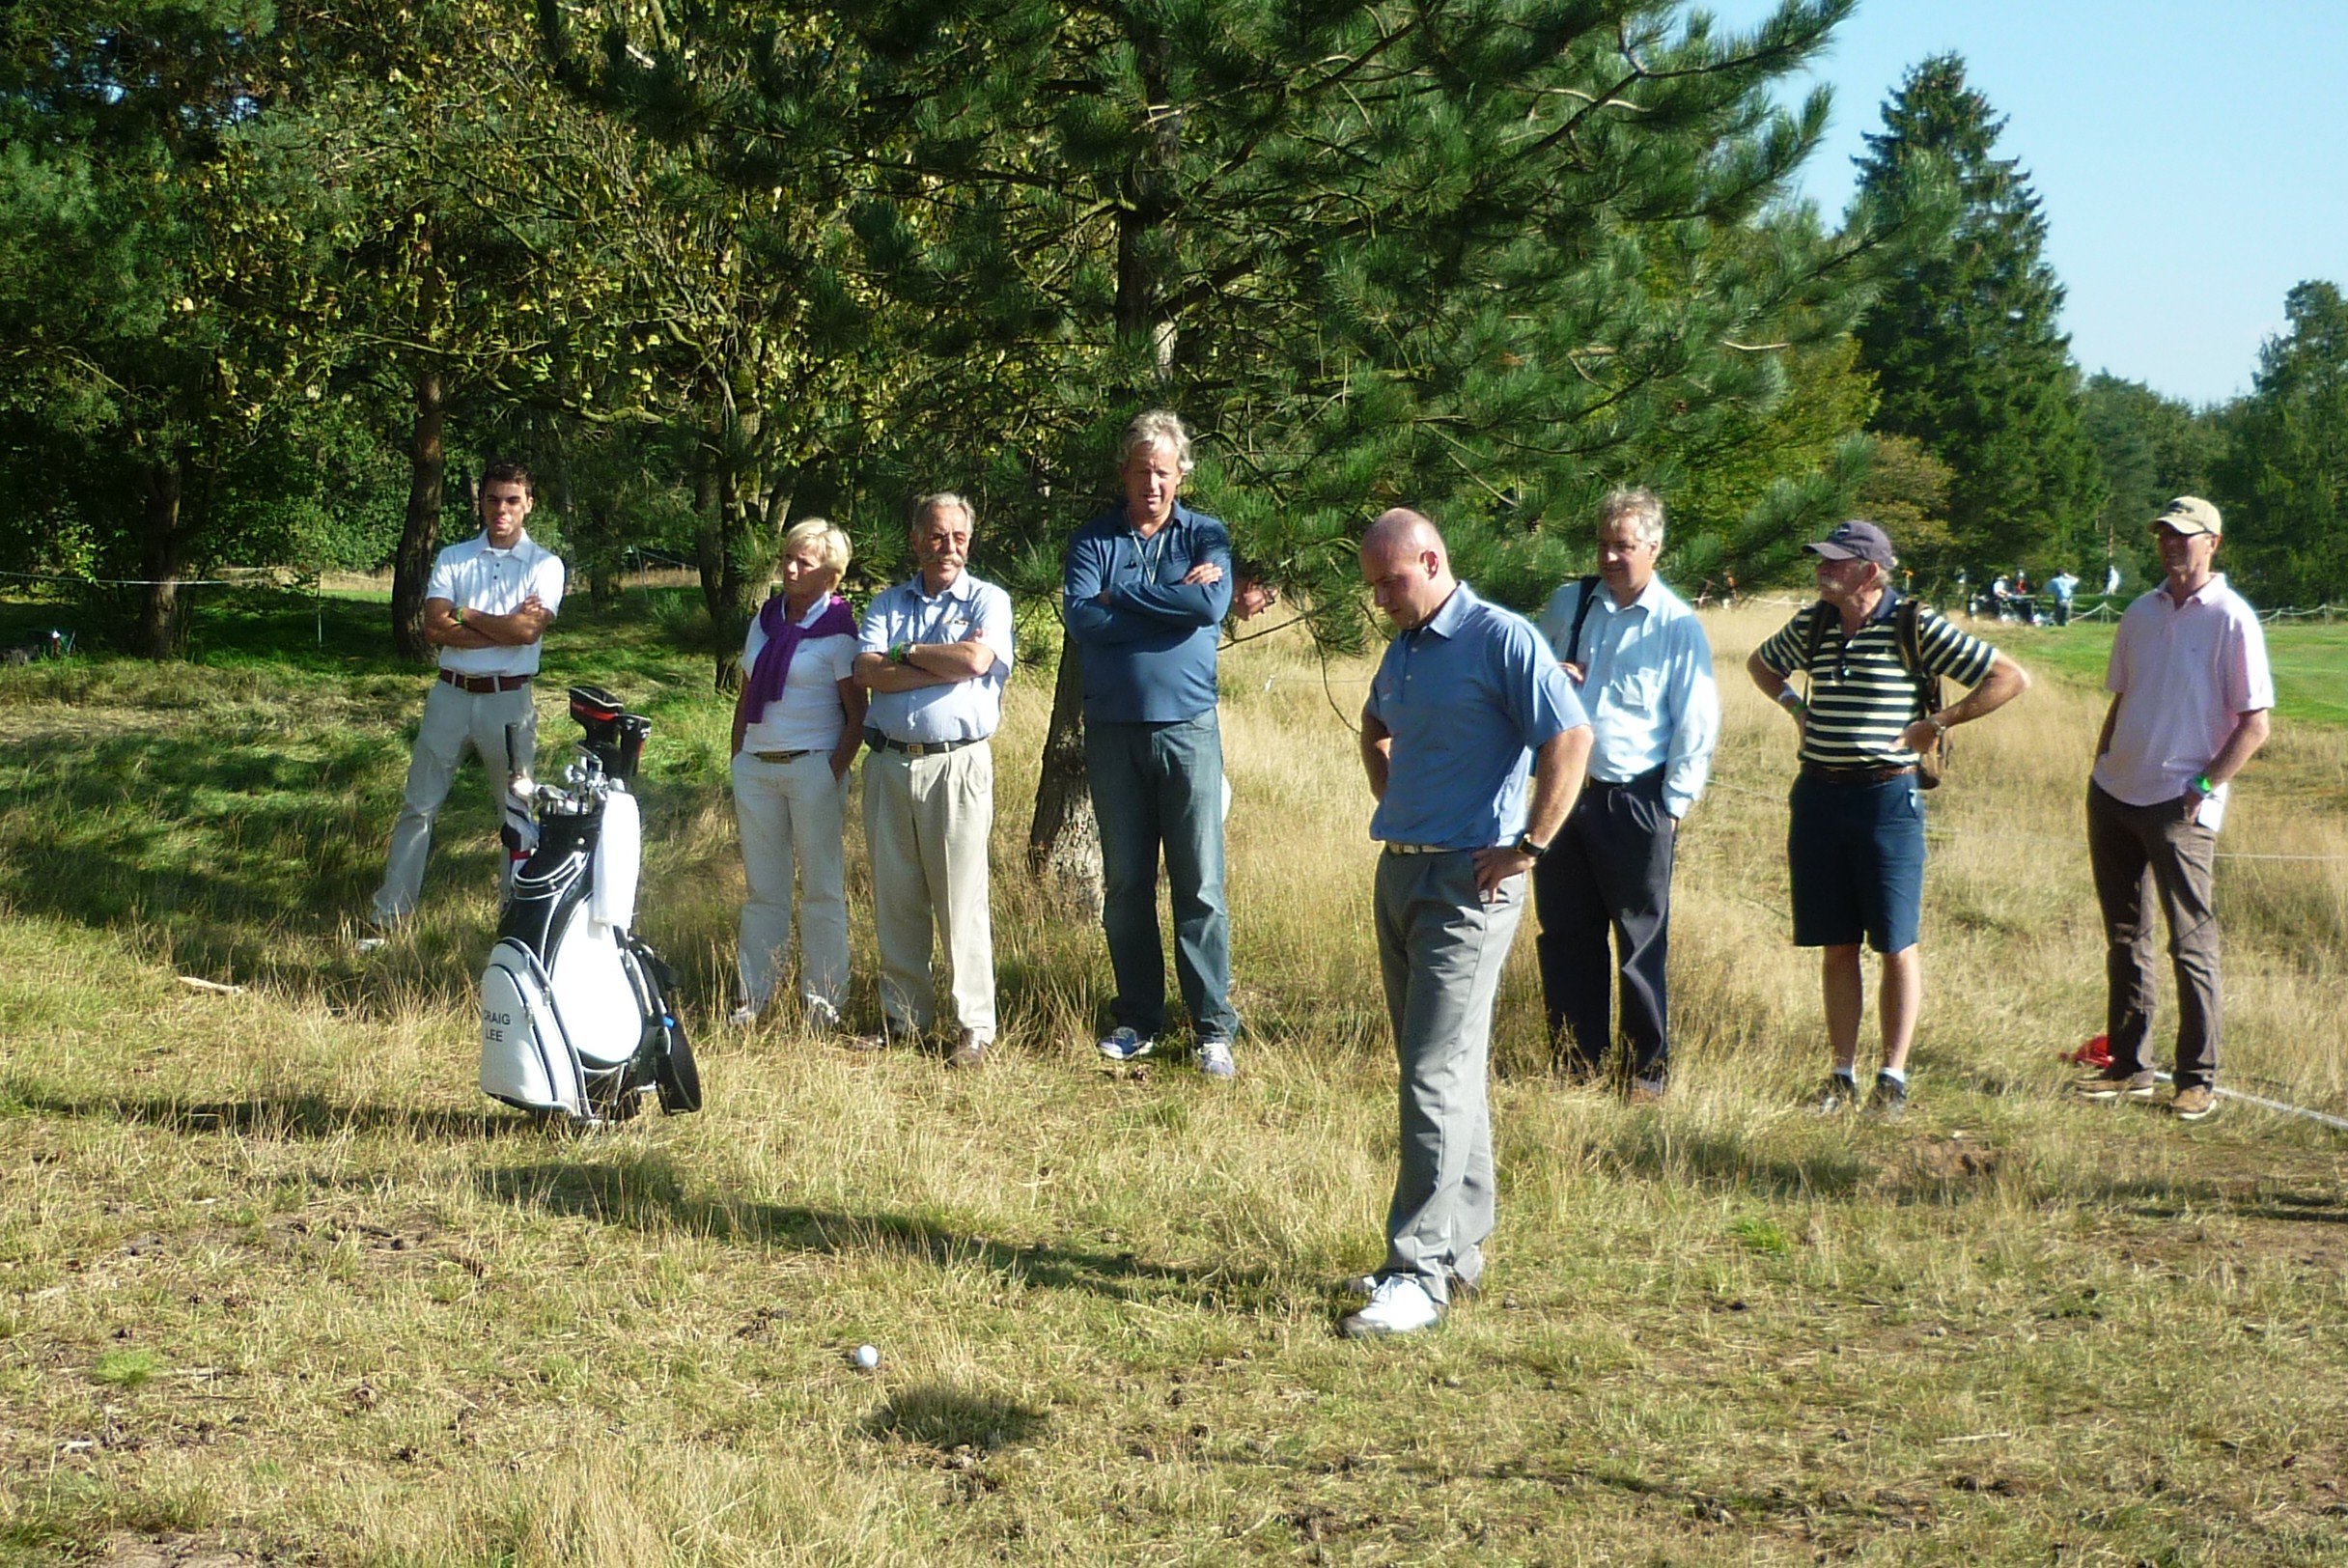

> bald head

[
  {"left": 1362, "top": 508, "right": 1446, "bottom": 568},
  {"left": 1360, "top": 507, "right": 1456, "bottom": 630}
]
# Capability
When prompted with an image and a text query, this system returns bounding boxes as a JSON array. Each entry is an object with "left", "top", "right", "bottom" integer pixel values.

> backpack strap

[
  {"left": 1799, "top": 599, "right": 1834, "bottom": 683},
  {"left": 1563, "top": 574, "right": 1602, "bottom": 664},
  {"left": 1895, "top": 595, "right": 1944, "bottom": 714}
]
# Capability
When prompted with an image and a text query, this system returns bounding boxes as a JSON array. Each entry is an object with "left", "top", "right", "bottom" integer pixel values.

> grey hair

[
  {"left": 1597, "top": 486, "right": 1665, "bottom": 546},
  {"left": 1119, "top": 408, "right": 1195, "bottom": 475},
  {"left": 781, "top": 517, "right": 851, "bottom": 575},
  {"left": 909, "top": 490, "right": 976, "bottom": 531}
]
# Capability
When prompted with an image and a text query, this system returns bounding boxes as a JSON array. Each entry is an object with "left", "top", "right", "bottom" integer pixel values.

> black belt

[
  {"left": 867, "top": 732, "right": 984, "bottom": 757},
  {"left": 751, "top": 749, "right": 815, "bottom": 763},
  {"left": 1586, "top": 765, "right": 1666, "bottom": 794},
  {"left": 439, "top": 670, "right": 531, "bottom": 694},
  {"left": 1802, "top": 763, "right": 1915, "bottom": 784}
]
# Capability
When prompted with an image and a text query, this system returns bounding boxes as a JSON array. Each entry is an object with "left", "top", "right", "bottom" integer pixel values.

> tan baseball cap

[{"left": 2153, "top": 496, "right": 2222, "bottom": 538}]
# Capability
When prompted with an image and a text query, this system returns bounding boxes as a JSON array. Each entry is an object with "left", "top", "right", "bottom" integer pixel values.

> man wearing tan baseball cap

[{"left": 2073, "top": 496, "right": 2273, "bottom": 1122}]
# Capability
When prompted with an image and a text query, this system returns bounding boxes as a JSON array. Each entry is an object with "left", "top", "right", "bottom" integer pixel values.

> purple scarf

[{"left": 743, "top": 593, "right": 855, "bottom": 723}]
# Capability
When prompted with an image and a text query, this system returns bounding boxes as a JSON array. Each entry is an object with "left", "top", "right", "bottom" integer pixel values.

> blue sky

[{"left": 1707, "top": 0, "right": 2347, "bottom": 406}]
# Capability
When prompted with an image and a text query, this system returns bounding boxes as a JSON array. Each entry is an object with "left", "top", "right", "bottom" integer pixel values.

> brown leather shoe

[
  {"left": 947, "top": 1029, "right": 990, "bottom": 1070},
  {"left": 2170, "top": 1084, "right": 2218, "bottom": 1122}
]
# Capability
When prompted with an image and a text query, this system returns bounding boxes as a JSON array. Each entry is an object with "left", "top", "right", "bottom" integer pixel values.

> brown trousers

[{"left": 2086, "top": 781, "right": 2222, "bottom": 1089}]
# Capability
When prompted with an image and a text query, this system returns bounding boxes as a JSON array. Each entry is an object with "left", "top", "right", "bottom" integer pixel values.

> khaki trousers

[
  {"left": 373, "top": 679, "right": 536, "bottom": 922},
  {"left": 863, "top": 742, "right": 995, "bottom": 1040}
]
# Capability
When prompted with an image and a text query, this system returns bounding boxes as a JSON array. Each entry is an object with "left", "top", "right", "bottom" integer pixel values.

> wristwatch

[{"left": 1512, "top": 831, "right": 1549, "bottom": 860}]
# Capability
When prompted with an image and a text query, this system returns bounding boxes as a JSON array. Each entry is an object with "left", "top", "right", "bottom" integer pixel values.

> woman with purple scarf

[{"left": 727, "top": 518, "right": 865, "bottom": 1031}]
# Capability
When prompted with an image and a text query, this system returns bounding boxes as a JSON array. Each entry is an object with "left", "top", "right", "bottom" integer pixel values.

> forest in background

[{"left": 4, "top": 0, "right": 2342, "bottom": 667}]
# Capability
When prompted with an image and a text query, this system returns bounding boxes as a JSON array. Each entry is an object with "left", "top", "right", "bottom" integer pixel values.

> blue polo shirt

[
  {"left": 1062, "top": 500, "right": 1233, "bottom": 723},
  {"left": 1365, "top": 584, "right": 1586, "bottom": 849}
]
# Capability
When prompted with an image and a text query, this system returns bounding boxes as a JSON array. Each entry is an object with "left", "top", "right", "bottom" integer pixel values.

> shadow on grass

[
  {"left": 478, "top": 1157, "right": 1270, "bottom": 1304},
  {"left": 2089, "top": 1177, "right": 2348, "bottom": 1226},
  {"left": 865, "top": 1385, "right": 1049, "bottom": 1452},
  {"left": 14, "top": 1090, "right": 547, "bottom": 1142},
  {"left": 1594, "top": 1121, "right": 1871, "bottom": 1200}
]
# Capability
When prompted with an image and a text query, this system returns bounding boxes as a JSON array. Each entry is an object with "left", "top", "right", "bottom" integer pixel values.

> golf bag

[{"left": 479, "top": 685, "right": 701, "bottom": 1124}]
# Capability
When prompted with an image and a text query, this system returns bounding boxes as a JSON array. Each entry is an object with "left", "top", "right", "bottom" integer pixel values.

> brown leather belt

[
  {"left": 439, "top": 669, "right": 532, "bottom": 694},
  {"left": 867, "top": 733, "right": 983, "bottom": 757},
  {"left": 1802, "top": 763, "right": 1915, "bottom": 784}
]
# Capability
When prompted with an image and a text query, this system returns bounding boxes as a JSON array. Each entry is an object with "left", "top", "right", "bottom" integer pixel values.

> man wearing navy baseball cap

[{"left": 1747, "top": 519, "right": 2030, "bottom": 1117}]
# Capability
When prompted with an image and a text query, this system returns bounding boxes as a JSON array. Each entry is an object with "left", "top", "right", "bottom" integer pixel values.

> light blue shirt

[
  {"left": 1365, "top": 585, "right": 1586, "bottom": 850},
  {"left": 1535, "top": 574, "right": 1720, "bottom": 819},
  {"left": 857, "top": 572, "right": 1015, "bottom": 743}
]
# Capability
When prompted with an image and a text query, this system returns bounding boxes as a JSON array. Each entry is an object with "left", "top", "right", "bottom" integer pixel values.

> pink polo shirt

[{"left": 2091, "top": 573, "right": 2273, "bottom": 831}]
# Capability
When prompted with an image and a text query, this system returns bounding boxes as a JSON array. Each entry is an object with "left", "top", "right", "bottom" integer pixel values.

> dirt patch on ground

[{"left": 91, "top": 1534, "right": 257, "bottom": 1567}]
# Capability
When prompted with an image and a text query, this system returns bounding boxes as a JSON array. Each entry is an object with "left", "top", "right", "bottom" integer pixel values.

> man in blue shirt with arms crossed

[
  {"left": 1533, "top": 487, "right": 1719, "bottom": 1103},
  {"left": 1345, "top": 508, "right": 1591, "bottom": 1339},
  {"left": 1064, "top": 409, "right": 1242, "bottom": 1078}
]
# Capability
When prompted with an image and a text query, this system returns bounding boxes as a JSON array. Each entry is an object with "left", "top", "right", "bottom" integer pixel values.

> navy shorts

[{"left": 1787, "top": 771, "right": 1925, "bottom": 954}]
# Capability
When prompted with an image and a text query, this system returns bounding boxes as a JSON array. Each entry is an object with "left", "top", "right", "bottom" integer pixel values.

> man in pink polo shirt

[{"left": 2073, "top": 497, "right": 2274, "bottom": 1121}]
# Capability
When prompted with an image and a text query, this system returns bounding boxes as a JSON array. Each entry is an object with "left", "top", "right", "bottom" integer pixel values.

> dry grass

[{"left": 3, "top": 597, "right": 2347, "bottom": 1566}]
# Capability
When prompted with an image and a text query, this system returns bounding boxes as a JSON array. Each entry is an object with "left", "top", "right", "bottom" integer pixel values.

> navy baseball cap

[{"left": 1805, "top": 519, "right": 1895, "bottom": 568}]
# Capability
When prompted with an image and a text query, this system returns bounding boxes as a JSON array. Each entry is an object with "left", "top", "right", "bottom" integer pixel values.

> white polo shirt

[
  {"left": 2092, "top": 573, "right": 2273, "bottom": 830},
  {"left": 428, "top": 531, "right": 566, "bottom": 677},
  {"left": 741, "top": 597, "right": 860, "bottom": 752}
]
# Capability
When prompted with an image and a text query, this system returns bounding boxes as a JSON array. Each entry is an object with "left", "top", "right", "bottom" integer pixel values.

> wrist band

[
  {"left": 2194, "top": 772, "right": 2214, "bottom": 796},
  {"left": 889, "top": 642, "right": 910, "bottom": 664},
  {"left": 1775, "top": 687, "right": 1803, "bottom": 710}
]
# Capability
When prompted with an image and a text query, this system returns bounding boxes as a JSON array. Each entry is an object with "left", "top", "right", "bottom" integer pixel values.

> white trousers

[
  {"left": 731, "top": 749, "right": 851, "bottom": 1015},
  {"left": 862, "top": 742, "right": 995, "bottom": 1040},
  {"left": 373, "top": 679, "right": 536, "bottom": 923}
]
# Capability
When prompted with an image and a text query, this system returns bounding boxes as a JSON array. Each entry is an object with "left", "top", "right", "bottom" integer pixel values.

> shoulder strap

[
  {"left": 1894, "top": 597, "right": 1925, "bottom": 678},
  {"left": 1564, "top": 574, "right": 1602, "bottom": 664},
  {"left": 1800, "top": 600, "right": 1834, "bottom": 672}
]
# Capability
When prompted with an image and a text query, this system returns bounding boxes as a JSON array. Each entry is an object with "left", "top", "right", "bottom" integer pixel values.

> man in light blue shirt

[
  {"left": 1532, "top": 488, "right": 1719, "bottom": 1101},
  {"left": 853, "top": 493, "right": 1015, "bottom": 1068},
  {"left": 1343, "top": 508, "right": 1590, "bottom": 1339}
]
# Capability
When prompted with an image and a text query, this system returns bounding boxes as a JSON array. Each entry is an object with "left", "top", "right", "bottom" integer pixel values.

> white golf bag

[{"left": 479, "top": 685, "right": 700, "bottom": 1124}]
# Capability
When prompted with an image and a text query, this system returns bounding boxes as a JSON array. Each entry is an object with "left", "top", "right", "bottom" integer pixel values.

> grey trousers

[
  {"left": 2087, "top": 780, "right": 2222, "bottom": 1089},
  {"left": 1374, "top": 850, "right": 1525, "bottom": 1302},
  {"left": 373, "top": 679, "right": 536, "bottom": 923},
  {"left": 863, "top": 742, "right": 996, "bottom": 1040}
]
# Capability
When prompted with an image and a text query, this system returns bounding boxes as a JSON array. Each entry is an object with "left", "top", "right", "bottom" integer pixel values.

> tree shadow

[
  {"left": 477, "top": 1158, "right": 1272, "bottom": 1304},
  {"left": 2085, "top": 1177, "right": 2348, "bottom": 1226},
  {"left": 1593, "top": 1121, "right": 1870, "bottom": 1200},
  {"left": 15, "top": 1090, "right": 548, "bottom": 1142},
  {"left": 864, "top": 1385, "right": 1050, "bottom": 1452}
]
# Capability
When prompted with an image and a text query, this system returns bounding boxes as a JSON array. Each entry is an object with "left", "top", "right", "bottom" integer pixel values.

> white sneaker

[{"left": 1340, "top": 1275, "right": 1442, "bottom": 1338}]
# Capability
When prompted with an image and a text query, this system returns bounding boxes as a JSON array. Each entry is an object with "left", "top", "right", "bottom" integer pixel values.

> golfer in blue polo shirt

[{"left": 1343, "top": 508, "right": 1590, "bottom": 1339}]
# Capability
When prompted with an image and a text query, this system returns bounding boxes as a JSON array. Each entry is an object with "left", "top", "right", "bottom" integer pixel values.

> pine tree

[
  {"left": 1851, "top": 53, "right": 2105, "bottom": 574},
  {"left": 561, "top": 0, "right": 1929, "bottom": 863},
  {"left": 2078, "top": 372, "right": 2221, "bottom": 588},
  {"left": 2215, "top": 280, "right": 2348, "bottom": 604}
]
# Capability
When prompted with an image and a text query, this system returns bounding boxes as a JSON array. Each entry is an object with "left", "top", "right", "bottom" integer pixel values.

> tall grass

[{"left": 3, "top": 596, "right": 2346, "bottom": 1566}]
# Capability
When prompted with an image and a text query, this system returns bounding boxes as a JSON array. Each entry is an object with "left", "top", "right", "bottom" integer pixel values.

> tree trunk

[
  {"left": 134, "top": 457, "right": 187, "bottom": 660},
  {"left": 391, "top": 369, "right": 447, "bottom": 662},
  {"left": 1026, "top": 629, "right": 1101, "bottom": 912}
]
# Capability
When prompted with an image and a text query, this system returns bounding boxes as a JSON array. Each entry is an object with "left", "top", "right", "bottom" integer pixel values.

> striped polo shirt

[{"left": 1755, "top": 593, "right": 1997, "bottom": 769}]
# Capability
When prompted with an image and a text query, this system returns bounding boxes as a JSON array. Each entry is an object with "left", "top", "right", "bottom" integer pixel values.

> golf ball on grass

[{"left": 853, "top": 1344, "right": 880, "bottom": 1370}]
